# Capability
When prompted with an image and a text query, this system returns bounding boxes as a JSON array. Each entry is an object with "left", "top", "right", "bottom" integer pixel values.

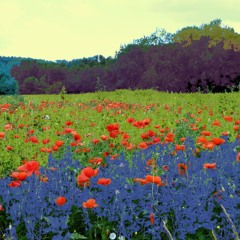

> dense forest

[{"left": 1, "top": 19, "right": 240, "bottom": 95}]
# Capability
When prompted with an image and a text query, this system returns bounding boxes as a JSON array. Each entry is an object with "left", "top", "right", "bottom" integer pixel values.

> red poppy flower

[
  {"left": 178, "top": 163, "right": 188, "bottom": 176},
  {"left": 64, "top": 128, "right": 74, "bottom": 134},
  {"left": 103, "top": 151, "right": 110, "bottom": 157},
  {"left": 126, "top": 143, "right": 133, "bottom": 151},
  {"left": 127, "top": 118, "right": 135, "bottom": 123},
  {"left": 81, "top": 167, "right": 99, "bottom": 178},
  {"left": 77, "top": 172, "right": 90, "bottom": 183},
  {"left": 233, "top": 125, "right": 239, "bottom": 131},
  {"left": 122, "top": 133, "right": 130, "bottom": 140},
  {"left": 212, "top": 120, "right": 221, "bottom": 126},
  {"left": 82, "top": 198, "right": 98, "bottom": 208},
  {"left": 10, "top": 172, "right": 28, "bottom": 181},
  {"left": 101, "top": 135, "right": 108, "bottom": 140},
  {"left": 110, "top": 153, "right": 119, "bottom": 160},
  {"left": 0, "top": 132, "right": 5, "bottom": 139},
  {"left": 82, "top": 148, "right": 90, "bottom": 153},
  {"left": 133, "top": 121, "right": 143, "bottom": 128},
  {"left": 55, "top": 140, "right": 64, "bottom": 147},
  {"left": 211, "top": 138, "right": 225, "bottom": 145},
  {"left": 121, "top": 140, "right": 128, "bottom": 147},
  {"left": 89, "top": 157, "right": 102, "bottom": 165},
  {"left": 203, "top": 162, "right": 216, "bottom": 169},
  {"left": 8, "top": 180, "right": 21, "bottom": 188},
  {"left": 96, "top": 105, "right": 102, "bottom": 112},
  {"left": 164, "top": 136, "right": 174, "bottom": 143},
  {"left": 46, "top": 148, "right": 52, "bottom": 153},
  {"left": 223, "top": 116, "right": 233, "bottom": 122},
  {"left": 222, "top": 131, "right": 229, "bottom": 136},
  {"left": 143, "top": 118, "right": 151, "bottom": 126},
  {"left": 92, "top": 138, "right": 100, "bottom": 144},
  {"left": 145, "top": 175, "right": 162, "bottom": 185},
  {"left": 153, "top": 137, "right": 160, "bottom": 143},
  {"left": 97, "top": 178, "right": 111, "bottom": 186},
  {"left": 166, "top": 132, "right": 175, "bottom": 138},
  {"left": 106, "top": 123, "right": 119, "bottom": 132},
  {"left": 6, "top": 146, "right": 13, "bottom": 151},
  {"left": 203, "top": 142, "right": 215, "bottom": 150},
  {"left": 141, "top": 133, "right": 149, "bottom": 139},
  {"left": 159, "top": 128, "right": 165, "bottom": 133},
  {"left": 150, "top": 212, "right": 154, "bottom": 225},
  {"left": 4, "top": 124, "right": 12, "bottom": 131},
  {"left": 175, "top": 144, "right": 185, "bottom": 151},
  {"left": 52, "top": 145, "right": 59, "bottom": 151},
  {"left": 73, "top": 133, "right": 81, "bottom": 141},
  {"left": 65, "top": 121, "right": 73, "bottom": 126},
  {"left": 146, "top": 159, "right": 156, "bottom": 167},
  {"left": 40, "top": 148, "right": 46, "bottom": 152},
  {"left": 133, "top": 178, "right": 148, "bottom": 185},
  {"left": 139, "top": 142, "right": 148, "bottom": 149},
  {"left": 162, "top": 165, "right": 169, "bottom": 171},
  {"left": 17, "top": 160, "right": 40, "bottom": 176},
  {"left": 55, "top": 196, "right": 67, "bottom": 206},
  {"left": 201, "top": 131, "right": 211, "bottom": 136},
  {"left": 29, "top": 136, "right": 39, "bottom": 144},
  {"left": 27, "top": 129, "right": 35, "bottom": 135},
  {"left": 180, "top": 137, "right": 186, "bottom": 142},
  {"left": 148, "top": 130, "right": 155, "bottom": 137},
  {"left": 196, "top": 136, "right": 208, "bottom": 144},
  {"left": 109, "top": 131, "right": 118, "bottom": 138}
]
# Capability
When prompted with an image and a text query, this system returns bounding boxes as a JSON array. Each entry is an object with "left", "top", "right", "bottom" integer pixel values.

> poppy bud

[{"left": 150, "top": 212, "right": 154, "bottom": 225}]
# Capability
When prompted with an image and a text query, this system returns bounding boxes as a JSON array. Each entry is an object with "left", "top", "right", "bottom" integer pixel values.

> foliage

[
  {"left": 0, "top": 91, "right": 239, "bottom": 239},
  {"left": 116, "top": 27, "right": 174, "bottom": 57},
  {"left": 1, "top": 19, "right": 238, "bottom": 94},
  {"left": 9, "top": 37, "right": 240, "bottom": 94},
  {"left": 0, "top": 73, "right": 19, "bottom": 95},
  {"left": 172, "top": 18, "right": 240, "bottom": 51},
  {"left": 0, "top": 137, "right": 239, "bottom": 239}
]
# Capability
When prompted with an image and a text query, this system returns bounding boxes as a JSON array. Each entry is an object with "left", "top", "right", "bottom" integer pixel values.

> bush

[{"left": 0, "top": 73, "right": 19, "bottom": 95}]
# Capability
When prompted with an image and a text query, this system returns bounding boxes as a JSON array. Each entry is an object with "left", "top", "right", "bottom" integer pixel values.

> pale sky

[{"left": 0, "top": 0, "right": 239, "bottom": 61}]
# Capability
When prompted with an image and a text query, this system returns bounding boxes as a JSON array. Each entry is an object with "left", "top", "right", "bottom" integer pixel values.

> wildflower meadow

[{"left": 0, "top": 89, "right": 239, "bottom": 240}]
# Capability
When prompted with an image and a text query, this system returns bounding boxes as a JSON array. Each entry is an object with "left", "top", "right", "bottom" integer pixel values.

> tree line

[{"left": 1, "top": 19, "right": 240, "bottom": 95}]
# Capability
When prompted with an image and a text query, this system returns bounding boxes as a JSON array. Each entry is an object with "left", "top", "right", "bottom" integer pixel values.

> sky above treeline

[{"left": 0, "top": 0, "right": 239, "bottom": 61}]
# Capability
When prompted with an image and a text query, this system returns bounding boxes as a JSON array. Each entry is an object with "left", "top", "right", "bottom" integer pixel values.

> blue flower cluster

[{"left": 0, "top": 137, "right": 239, "bottom": 239}]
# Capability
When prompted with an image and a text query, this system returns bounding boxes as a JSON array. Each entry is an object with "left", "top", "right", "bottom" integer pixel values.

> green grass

[{"left": 0, "top": 90, "right": 239, "bottom": 179}]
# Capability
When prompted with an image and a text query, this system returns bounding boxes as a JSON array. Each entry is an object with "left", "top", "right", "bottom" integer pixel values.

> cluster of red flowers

[
  {"left": 8, "top": 160, "right": 40, "bottom": 187},
  {"left": 0, "top": 100, "right": 240, "bottom": 227}
]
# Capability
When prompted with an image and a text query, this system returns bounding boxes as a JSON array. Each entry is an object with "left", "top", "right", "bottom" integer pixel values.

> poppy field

[{"left": 0, "top": 89, "right": 239, "bottom": 240}]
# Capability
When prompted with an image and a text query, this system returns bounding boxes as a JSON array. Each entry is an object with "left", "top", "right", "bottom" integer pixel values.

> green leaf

[{"left": 70, "top": 232, "right": 88, "bottom": 239}]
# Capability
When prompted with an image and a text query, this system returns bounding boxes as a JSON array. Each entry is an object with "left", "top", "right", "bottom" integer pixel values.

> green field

[{"left": 0, "top": 90, "right": 239, "bottom": 179}]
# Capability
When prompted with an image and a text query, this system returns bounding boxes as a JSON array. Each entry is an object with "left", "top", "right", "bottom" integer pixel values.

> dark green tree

[
  {"left": 172, "top": 18, "right": 240, "bottom": 51},
  {"left": 115, "top": 28, "right": 174, "bottom": 58},
  {"left": 0, "top": 73, "right": 19, "bottom": 95}
]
